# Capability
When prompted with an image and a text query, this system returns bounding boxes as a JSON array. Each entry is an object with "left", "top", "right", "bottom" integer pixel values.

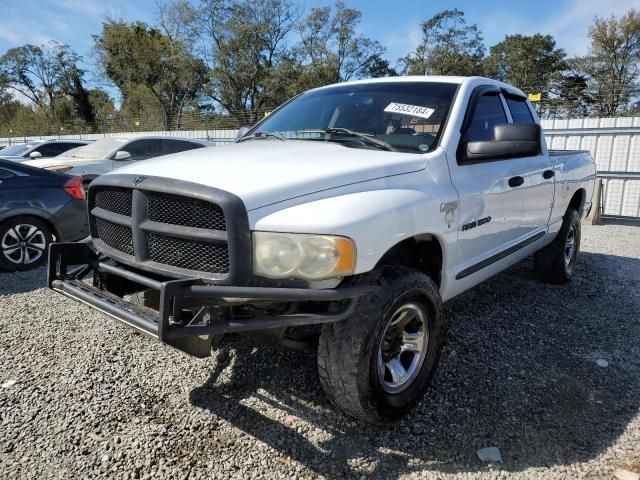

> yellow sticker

[{"left": 528, "top": 93, "right": 542, "bottom": 102}]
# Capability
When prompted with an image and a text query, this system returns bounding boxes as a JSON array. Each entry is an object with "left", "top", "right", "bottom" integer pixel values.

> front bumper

[{"left": 48, "top": 242, "right": 371, "bottom": 357}]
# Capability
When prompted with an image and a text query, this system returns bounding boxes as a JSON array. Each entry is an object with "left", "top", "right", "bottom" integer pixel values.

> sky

[{"left": 0, "top": 0, "right": 637, "bottom": 90}]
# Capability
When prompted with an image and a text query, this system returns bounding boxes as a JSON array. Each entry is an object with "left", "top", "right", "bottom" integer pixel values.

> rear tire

[
  {"left": 317, "top": 266, "right": 443, "bottom": 423},
  {"left": 534, "top": 209, "right": 581, "bottom": 285},
  {"left": 0, "top": 216, "right": 53, "bottom": 272}
]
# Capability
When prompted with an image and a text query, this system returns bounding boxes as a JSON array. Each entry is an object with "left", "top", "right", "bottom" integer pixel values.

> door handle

[
  {"left": 508, "top": 176, "right": 524, "bottom": 188},
  {"left": 543, "top": 170, "right": 555, "bottom": 179}
]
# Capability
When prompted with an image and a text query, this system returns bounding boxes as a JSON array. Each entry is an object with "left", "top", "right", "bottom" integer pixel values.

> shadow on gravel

[
  {"left": 190, "top": 251, "right": 640, "bottom": 478},
  {"left": 0, "top": 267, "right": 46, "bottom": 295}
]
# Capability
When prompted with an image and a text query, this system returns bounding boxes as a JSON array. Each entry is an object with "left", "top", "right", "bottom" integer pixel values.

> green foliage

[
  {"left": 1, "top": 3, "right": 639, "bottom": 135},
  {"left": 94, "top": 20, "right": 208, "bottom": 129},
  {"left": 401, "top": 9, "right": 485, "bottom": 76},
  {"left": 570, "top": 8, "right": 640, "bottom": 116},
  {"left": 484, "top": 34, "right": 566, "bottom": 90}
]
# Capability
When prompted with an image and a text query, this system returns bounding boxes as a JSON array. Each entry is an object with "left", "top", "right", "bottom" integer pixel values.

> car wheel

[
  {"left": 317, "top": 266, "right": 443, "bottom": 423},
  {"left": 0, "top": 216, "right": 54, "bottom": 271}
]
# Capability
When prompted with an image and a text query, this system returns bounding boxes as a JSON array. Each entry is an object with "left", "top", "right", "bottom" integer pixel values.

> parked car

[
  {"left": 48, "top": 76, "right": 596, "bottom": 423},
  {"left": 0, "top": 159, "right": 88, "bottom": 271},
  {"left": 0, "top": 139, "right": 90, "bottom": 162},
  {"left": 22, "top": 136, "right": 215, "bottom": 176}
]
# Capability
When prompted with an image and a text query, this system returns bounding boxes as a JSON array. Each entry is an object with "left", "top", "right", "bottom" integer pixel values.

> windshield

[
  {"left": 64, "top": 138, "right": 128, "bottom": 160},
  {"left": 1, "top": 143, "right": 38, "bottom": 156},
  {"left": 253, "top": 82, "right": 458, "bottom": 154}
]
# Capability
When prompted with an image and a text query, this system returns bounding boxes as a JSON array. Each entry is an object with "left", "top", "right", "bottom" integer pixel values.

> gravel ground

[{"left": 1, "top": 224, "right": 639, "bottom": 480}]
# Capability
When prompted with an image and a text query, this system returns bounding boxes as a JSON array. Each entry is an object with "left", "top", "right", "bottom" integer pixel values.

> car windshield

[
  {"left": 64, "top": 138, "right": 128, "bottom": 160},
  {"left": 252, "top": 82, "right": 458, "bottom": 154},
  {"left": 1, "top": 143, "right": 38, "bottom": 156}
]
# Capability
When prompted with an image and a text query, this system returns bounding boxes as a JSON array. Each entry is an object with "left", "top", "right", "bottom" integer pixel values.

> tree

[
  {"left": 549, "top": 72, "right": 593, "bottom": 117},
  {"left": 94, "top": 20, "right": 208, "bottom": 129},
  {"left": 484, "top": 34, "right": 566, "bottom": 92},
  {"left": 195, "top": 0, "right": 299, "bottom": 120},
  {"left": 296, "top": 1, "right": 386, "bottom": 87},
  {"left": 585, "top": 9, "right": 640, "bottom": 116},
  {"left": 0, "top": 42, "right": 96, "bottom": 125},
  {"left": 401, "top": 9, "right": 485, "bottom": 76}
]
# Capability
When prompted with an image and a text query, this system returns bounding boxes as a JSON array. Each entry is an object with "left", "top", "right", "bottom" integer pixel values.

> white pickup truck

[{"left": 49, "top": 76, "right": 595, "bottom": 423}]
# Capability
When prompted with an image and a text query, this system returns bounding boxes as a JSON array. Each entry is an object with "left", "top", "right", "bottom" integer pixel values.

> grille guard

[
  {"left": 87, "top": 174, "right": 252, "bottom": 284},
  {"left": 48, "top": 242, "right": 372, "bottom": 358}
]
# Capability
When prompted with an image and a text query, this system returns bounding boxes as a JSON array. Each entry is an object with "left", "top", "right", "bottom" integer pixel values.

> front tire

[
  {"left": 317, "top": 267, "right": 443, "bottom": 423},
  {"left": 0, "top": 216, "right": 53, "bottom": 271},
  {"left": 534, "top": 209, "right": 581, "bottom": 284}
]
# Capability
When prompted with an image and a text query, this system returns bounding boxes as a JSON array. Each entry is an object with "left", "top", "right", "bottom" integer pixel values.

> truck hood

[{"left": 106, "top": 140, "right": 428, "bottom": 210}]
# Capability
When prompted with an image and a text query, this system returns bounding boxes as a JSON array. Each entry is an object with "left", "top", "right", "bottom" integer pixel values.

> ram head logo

[{"left": 133, "top": 176, "right": 147, "bottom": 187}]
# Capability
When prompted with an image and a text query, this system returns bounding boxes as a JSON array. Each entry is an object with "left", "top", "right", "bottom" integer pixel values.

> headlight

[{"left": 253, "top": 232, "right": 356, "bottom": 280}]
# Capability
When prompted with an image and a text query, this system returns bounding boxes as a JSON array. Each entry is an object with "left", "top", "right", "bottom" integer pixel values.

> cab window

[
  {"left": 466, "top": 93, "right": 508, "bottom": 142},
  {"left": 506, "top": 96, "right": 535, "bottom": 124}
]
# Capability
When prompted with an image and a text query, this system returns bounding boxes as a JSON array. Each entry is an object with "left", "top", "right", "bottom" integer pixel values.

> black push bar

[{"left": 48, "top": 242, "right": 371, "bottom": 357}]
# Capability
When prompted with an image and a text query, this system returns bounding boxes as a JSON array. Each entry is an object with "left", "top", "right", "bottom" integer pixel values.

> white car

[
  {"left": 49, "top": 76, "right": 595, "bottom": 423},
  {"left": 0, "top": 139, "right": 90, "bottom": 161},
  {"left": 23, "top": 136, "right": 216, "bottom": 176}
]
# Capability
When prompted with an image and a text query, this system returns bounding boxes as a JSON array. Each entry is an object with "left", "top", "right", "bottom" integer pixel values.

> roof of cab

[{"left": 312, "top": 75, "right": 527, "bottom": 98}]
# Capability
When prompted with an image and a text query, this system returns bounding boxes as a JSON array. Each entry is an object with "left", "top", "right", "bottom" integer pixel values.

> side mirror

[
  {"left": 114, "top": 150, "right": 131, "bottom": 161},
  {"left": 459, "top": 123, "right": 541, "bottom": 163},
  {"left": 29, "top": 151, "right": 42, "bottom": 159},
  {"left": 236, "top": 125, "right": 252, "bottom": 140}
]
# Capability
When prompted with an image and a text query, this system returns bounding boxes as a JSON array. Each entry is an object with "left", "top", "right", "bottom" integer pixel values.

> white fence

[
  {"left": 542, "top": 117, "right": 640, "bottom": 219},
  {"left": 2, "top": 117, "right": 640, "bottom": 220}
]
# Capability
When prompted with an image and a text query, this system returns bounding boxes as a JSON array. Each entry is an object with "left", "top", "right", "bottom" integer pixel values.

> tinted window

[
  {"left": 35, "top": 142, "right": 83, "bottom": 157},
  {"left": 467, "top": 93, "right": 508, "bottom": 141},
  {"left": 161, "top": 140, "right": 204, "bottom": 155},
  {"left": 122, "top": 140, "right": 162, "bottom": 161},
  {"left": 506, "top": 96, "right": 535, "bottom": 124}
]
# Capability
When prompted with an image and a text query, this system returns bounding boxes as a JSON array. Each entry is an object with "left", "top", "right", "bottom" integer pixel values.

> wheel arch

[
  {"left": 373, "top": 233, "right": 444, "bottom": 286},
  {"left": 0, "top": 213, "right": 60, "bottom": 241},
  {"left": 568, "top": 188, "right": 586, "bottom": 215}
]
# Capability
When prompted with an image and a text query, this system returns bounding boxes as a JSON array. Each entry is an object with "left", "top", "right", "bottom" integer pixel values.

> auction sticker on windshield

[{"left": 384, "top": 103, "right": 435, "bottom": 119}]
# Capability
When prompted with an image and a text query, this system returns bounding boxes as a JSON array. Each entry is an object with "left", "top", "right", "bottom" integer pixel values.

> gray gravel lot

[{"left": 1, "top": 224, "right": 639, "bottom": 480}]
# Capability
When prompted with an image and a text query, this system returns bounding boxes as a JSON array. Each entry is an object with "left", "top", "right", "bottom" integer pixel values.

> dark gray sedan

[{"left": 0, "top": 159, "right": 89, "bottom": 271}]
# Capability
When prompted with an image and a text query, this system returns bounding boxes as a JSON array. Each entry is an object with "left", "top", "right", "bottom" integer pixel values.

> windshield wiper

[
  {"left": 294, "top": 128, "right": 396, "bottom": 151},
  {"left": 238, "top": 131, "right": 287, "bottom": 142}
]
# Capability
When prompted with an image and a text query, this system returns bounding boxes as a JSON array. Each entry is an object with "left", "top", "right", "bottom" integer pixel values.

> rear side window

[
  {"left": 466, "top": 93, "right": 508, "bottom": 141},
  {"left": 161, "top": 140, "right": 204, "bottom": 155},
  {"left": 506, "top": 96, "right": 535, "bottom": 124}
]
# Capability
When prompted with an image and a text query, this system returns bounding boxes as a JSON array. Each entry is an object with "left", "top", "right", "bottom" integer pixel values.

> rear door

[{"left": 502, "top": 93, "right": 554, "bottom": 233}]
